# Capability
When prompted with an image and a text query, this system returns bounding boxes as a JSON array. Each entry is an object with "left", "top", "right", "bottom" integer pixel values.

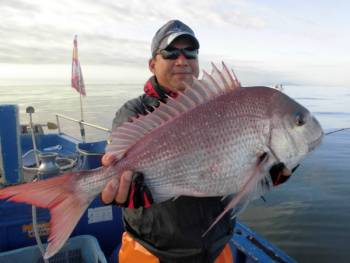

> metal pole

[
  {"left": 79, "top": 91, "right": 84, "bottom": 122},
  {"left": 78, "top": 72, "right": 86, "bottom": 142},
  {"left": 79, "top": 121, "right": 86, "bottom": 142},
  {"left": 55, "top": 114, "right": 110, "bottom": 132},
  {"left": 26, "top": 107, "right": 39, "bottom": 166},
  {"left": 26, "top": 106, "right": 48, "bottom": 263}
]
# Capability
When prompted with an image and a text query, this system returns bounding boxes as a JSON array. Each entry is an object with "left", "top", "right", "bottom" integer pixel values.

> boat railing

[{"left": 55, "top": 113, "right": 111, "bottom": 141}]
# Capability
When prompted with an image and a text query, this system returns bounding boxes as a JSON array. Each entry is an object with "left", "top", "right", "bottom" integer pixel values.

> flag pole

[
  {"left": 78, "top": 80, "right": 86, "bottom": 142},
  {"left": 79, "top": 91, "right": 84, "bottom": 121},
  {"left": 72, "top": 35, "right": 86, "bottom": 142}
]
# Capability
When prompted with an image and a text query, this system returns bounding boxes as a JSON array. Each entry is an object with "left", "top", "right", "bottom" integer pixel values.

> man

[{"left": 101, "top": 20, "right": 235, "bottom": 263}]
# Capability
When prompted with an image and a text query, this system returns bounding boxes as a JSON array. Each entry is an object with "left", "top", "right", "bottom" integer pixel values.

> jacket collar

[{"left": 144, "top": 76, "right": 178, "bottom": 100}]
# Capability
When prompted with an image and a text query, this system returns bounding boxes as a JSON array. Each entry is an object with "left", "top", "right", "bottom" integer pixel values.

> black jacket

[{"left": 112, "top": 77, "right": 235, "bottom": 263}]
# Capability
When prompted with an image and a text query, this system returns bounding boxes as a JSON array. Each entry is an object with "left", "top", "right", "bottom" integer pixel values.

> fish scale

[{"left": 118, "top": 89, "right": 272, "bottom": 202}]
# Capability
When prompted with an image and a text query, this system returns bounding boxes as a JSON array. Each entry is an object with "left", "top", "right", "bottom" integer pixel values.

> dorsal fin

[{"left": 106, "top": 62, "right": 241, "bottom": 159}]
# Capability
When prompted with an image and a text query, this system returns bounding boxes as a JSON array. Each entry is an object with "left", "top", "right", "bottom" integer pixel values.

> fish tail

[{"left": 0, "top": 170, "right": 101, "bottom": 259}]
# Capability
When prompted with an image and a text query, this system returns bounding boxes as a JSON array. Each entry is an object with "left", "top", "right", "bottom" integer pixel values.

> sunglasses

[{"left": 157, "top": 47, "right": 198, "bottom": 60}]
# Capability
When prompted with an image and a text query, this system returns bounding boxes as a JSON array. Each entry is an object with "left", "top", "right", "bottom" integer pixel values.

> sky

[{"left": 0, "top": 0, "right": 349, "bottom": 86}]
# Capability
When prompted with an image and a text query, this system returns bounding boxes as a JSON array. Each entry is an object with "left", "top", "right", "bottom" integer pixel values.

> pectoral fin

[{"left": 202, "top": 151, "right": 269, "bottom": 237}]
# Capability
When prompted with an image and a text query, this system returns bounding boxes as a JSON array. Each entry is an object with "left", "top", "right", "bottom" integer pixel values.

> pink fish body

[{"left": 0, "top": 63, "right": 323, "bottom": 258}]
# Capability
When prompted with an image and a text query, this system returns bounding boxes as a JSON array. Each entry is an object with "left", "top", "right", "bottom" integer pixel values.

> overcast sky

[{"left": 0, "top": 0, "right": 349, "bottom": 86}]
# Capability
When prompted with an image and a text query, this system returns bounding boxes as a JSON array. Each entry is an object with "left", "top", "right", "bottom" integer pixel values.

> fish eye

[{"left": 295, "top": 113, "right": 306, "bottom": 126}]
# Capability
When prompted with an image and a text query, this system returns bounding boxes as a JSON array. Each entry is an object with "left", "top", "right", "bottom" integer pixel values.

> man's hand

[
  {"left": 101, "top": 153, "right": 133, "bottom": 205},
  {"left": 269, "top": 162, "right": 299, "bottom": 186}
]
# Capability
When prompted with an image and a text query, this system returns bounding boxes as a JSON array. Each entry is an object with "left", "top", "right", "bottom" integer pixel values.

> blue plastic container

[
  {"left": 76, "top": 141, "right": 107, "bottom": 169},
  {"left": 0, "top": 235, "right": 107, "bottom": 263},
  {"left": 0, "top": 197, "right": 124, "bottom": 259}
]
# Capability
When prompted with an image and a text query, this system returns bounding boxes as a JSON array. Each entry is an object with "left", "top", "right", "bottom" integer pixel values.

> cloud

[
  {"left": 0, "top": 0, "right": 272, "bottom": 65},
  {"left": 0, "top": 0, "right": 349, "bottom": 86},
  {"left": 0, "top": 0, "right": 39, "bottom": 11}
]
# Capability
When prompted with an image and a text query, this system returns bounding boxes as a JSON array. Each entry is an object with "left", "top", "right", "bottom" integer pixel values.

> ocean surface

[{"left": 1, "top": 80, "right": 349, "bottom": 263}]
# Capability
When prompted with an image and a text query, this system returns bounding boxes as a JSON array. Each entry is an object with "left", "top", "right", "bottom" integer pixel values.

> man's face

[{"left": 149, "top": 37, "right": 200, "bottom": 93}]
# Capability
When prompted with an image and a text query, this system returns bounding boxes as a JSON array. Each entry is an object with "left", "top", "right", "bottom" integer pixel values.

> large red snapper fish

[{"left": 0, "top": 62, "right": 323, "bottom": 258}]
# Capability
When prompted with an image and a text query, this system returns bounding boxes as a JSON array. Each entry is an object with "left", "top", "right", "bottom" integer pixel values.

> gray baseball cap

[{"left": 151, "top": 20, "right": 200, "bottom": 57}]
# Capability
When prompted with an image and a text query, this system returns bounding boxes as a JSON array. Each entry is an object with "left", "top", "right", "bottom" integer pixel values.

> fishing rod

[{"left": 325, "top": 127, "right": 350, "bottom": 135}]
